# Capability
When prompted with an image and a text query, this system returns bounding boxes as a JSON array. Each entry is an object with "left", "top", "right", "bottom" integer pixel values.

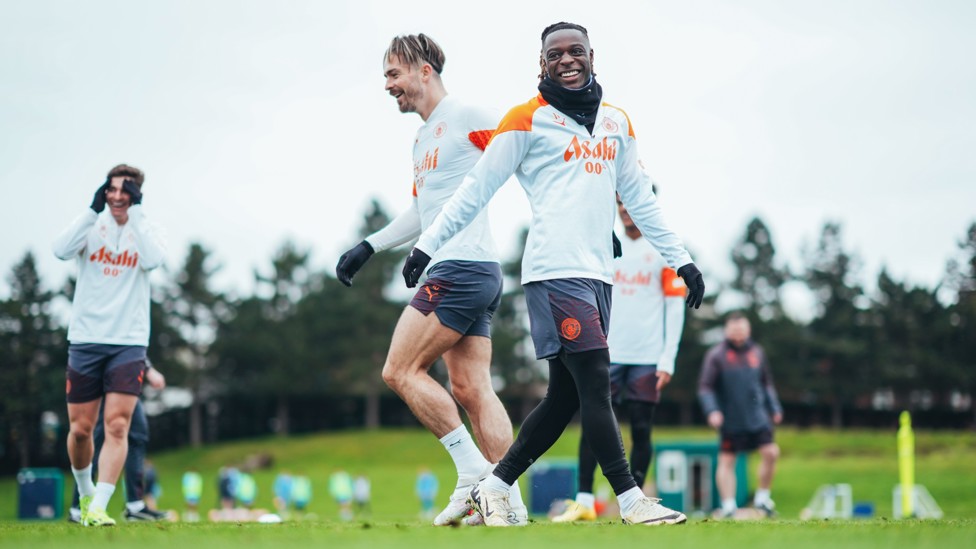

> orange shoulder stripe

[
  {"left": 661, "top": 267, "right": 687, "bottom": 297},
  {"left": 468, "top": 129, "right": 494, "bottom": 151},
  {"left": 488, "top": 95, "right": 545, "bottom": 145},
  {"left": 601, "top": 101, "right": 636, "bottom": 138}
]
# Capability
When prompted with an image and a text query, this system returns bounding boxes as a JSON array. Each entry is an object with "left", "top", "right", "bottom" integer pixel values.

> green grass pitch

[{"left": 1, "top": 427, "right": 974, "bottom": 548}]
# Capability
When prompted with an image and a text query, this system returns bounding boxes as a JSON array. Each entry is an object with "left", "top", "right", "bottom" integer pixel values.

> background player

[
  {"left": 53, "top": 164, "right": 166, "bottom": 526},
  {"left": 699, "top": 312, "right": 783, "bottom": 518}
]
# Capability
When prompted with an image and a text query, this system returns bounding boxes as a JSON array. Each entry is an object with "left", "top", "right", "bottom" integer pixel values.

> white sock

[
  {"left": 90, "top": 482, "right": 116, "bottom": 513},
  {"left": 72, "top": 465, "right": 96, "bottom": 497},
  {"left": 616, "top": 487, "right": 644, "bottom": 516},
  {"left": 754, "top": 489, "right": 772, "bottom": 505},
  {"left": 509, "top": 479, "right": 525, "bottom": 509},
  {"left": 722, "top": 498, "right": 738, "bottom": 513},
  {"left": 439, "top": 425, "right": 490, "bottom": 481},
  {"left": 126, "top": 500, "right": 147, "bottom": 513},
  {"left": 484, "top": 473, "right": 511, "bottom": 494},
  {"left": 576, "top": 492, "right": 595, "bottom": 509}
]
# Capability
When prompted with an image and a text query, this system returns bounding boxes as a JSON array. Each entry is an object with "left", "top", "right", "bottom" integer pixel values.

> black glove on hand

[
  {"left": 612, "top": 231, "right": 623, "bottom": 258},
  {"left": 122, "top": 179, "right": 142, "bottom": 205},
  {"left": 335, "top": 241, "right": 375, "bottom": 287},
  {"left": 402, "top": 247, "right": 432, "bottom": 288},
  {"left": 677, "top": 263, "right": 705, "bottom": 309},
  {"left": 90, "top": 179, "right": 110, "bottom": 213}
]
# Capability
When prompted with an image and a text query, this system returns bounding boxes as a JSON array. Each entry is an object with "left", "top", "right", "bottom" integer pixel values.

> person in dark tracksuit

[{"left": 698, "top": 312, "right": 783, "bottom": 518}]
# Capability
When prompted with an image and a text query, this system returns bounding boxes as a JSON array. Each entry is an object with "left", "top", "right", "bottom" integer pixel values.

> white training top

[
  {"left": 366, "top": 95, "right": 500, "bottom": 268},
  {"left": 608, "top": 235, "right": 686, "bottom": 374},
  {"left": 52, "top": 206, "right": 166, "bottom": 346},
  {"left": 416, "top": 94, "right": 694, "bottom": 284}
]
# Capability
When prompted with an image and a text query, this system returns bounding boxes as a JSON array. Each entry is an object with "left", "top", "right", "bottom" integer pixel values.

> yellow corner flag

[{"left": 897, "top": 410, "right": 915, "bottom": 517}]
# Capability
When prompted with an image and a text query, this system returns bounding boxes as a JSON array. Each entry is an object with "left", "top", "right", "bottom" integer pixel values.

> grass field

[{"left": 2, "top": 427, "right": 974, "bottom": 548}]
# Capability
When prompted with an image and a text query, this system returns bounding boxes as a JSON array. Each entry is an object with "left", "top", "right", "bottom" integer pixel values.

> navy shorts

[
  {"left": 66, "top": 344, "right": 147, "bottom": 403},
  {"left": 408, "top": 260, "right": 502, "bottom": 338},
  {"left": 720, "top": 428, "right": 774, "bottom": 453},
  {"left": 523, "top": 278, "right": 612, "bottom": 360},
  {"left": 609, "top": 363, "right": 660, "bottom": 404}
]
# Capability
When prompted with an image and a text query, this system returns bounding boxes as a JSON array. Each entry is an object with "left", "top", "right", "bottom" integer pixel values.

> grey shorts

[
  {"left": 408, "top": 260, "right": 502, "bottom": 338},
  {"left": 523, "top": 278, "right": 612, "bottom": 360},
  {"left": 66, "top": 343, "right": 147, "bottom": 403},
  {"left": 609, "top": 363, "right": 660, "bottom": 404}
]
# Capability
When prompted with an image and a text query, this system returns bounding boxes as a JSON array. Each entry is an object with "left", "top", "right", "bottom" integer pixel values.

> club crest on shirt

[
  {"left": 601, "top": 117, "right": 619, "bottom": 133},
  {"left": 433, "top": 122, "right": 448, "bottom": 138}
]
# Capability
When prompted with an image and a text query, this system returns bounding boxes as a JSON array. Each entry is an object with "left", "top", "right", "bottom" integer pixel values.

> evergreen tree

[
  {"left": 802, "top": 222, "right": 870, "bottom": 426},
  {"left": 944, "top": 222, "right": 976, "bottom": 418},
  {"left": 730, "top": 216, "right": 789, "bottom": 321},
  {"left": 169, "top": 243, "right": 224, "bottom": 446},
  {"left": 0, "top": 252, "right": 66, "bottom": 467}
]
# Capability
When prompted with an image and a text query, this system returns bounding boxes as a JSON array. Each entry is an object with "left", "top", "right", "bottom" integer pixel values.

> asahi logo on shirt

[
  {"left": 413, "top": 147, "right": 440, "bottom": 191},
  {"left": 614, "top": 269, "right": 653, "bottom": 286},
  {"left": 563, "top": 136, "right": 617, "bottom": 162},
  {"left": 89, "top": 246, "right": 139, "bottom": 277}
]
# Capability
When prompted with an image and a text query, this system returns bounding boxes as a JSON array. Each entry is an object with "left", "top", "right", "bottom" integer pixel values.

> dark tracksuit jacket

[{"left": 698, "top": 338, "right": 783, "bottom": 434}]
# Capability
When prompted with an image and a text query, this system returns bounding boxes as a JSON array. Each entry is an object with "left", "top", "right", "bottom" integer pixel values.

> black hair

[
  {"left": 538, "top": 22, "right": 592, "bottom": 81},
  {"left": 541, "top": 22, "right": 589, "bottom": 44}
]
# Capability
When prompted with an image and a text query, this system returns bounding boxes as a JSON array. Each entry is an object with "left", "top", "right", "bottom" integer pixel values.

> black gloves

[
  {"left": 677, "top": 263, "right": 705, "bottom": 309},
  {"left": 612, "top": 231, "right": 622, "bottom": 258},
  {"left": 90, "top": 179, "right": 110, "bottom": 213},
  {"left": 122, "top": 179, "right": 142, "bottom": 205},
  {"left": 335, "top": 241, "right": 375, "bottom": 287},
  {"left": 402, "top": 247, "right": 432, "bottom": 288}
]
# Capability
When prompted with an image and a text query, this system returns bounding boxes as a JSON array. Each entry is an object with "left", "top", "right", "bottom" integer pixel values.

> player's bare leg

[
  {"left": 382, "top": 307, "right": 496, "bottom": 524},
  {"left": 382, "top": 307, "right": 466, "bottom": 437},
  {"left": 67, "top": 398, "right": 102, "bottom": 523},
  {"left": 716, "top": 451, "right": 738, "bottom": 517},
  {"left": 67, "top": 399, "right": 102, "bottom": 472},
  {"left": 754, "top": 442, "right": 780, "bottom": 515},
  {"left": 757, "top": 442, "right": 779, "bottom": 491},
  {"left": 97, "top": 393, "right": 139, "bottom": 486},
  {"left": 444, "top": 337, "right": 526, "bottom": 523},
  {"left": 83, "top": 392, "right": 138, "bottom": 523},
  {"left": 444, "top": 337, "right": 511, "bottom": 461}
]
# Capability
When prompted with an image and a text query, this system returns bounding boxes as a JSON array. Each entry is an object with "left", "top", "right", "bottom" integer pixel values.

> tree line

[{"left": 2, "top": 201, "right": 974, "bottom": 471}]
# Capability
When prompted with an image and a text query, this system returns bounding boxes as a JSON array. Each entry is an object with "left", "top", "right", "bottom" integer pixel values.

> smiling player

[
  {"left": 401, "top": 22, "right": 705, "bottom": 526},
  {"left": 335, "top": 34, "right": 526, "bottom": 526},
  {"left": 53, "top": 164, "right": 166, "bottom": 526}
]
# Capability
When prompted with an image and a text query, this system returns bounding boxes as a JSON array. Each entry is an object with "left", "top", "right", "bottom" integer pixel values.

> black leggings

[
  {"left": 579, "top": 401, "right": 656, "bottom": 492},
  {"left": 493, "top": 349, "right": 637, "bottom": 495}
]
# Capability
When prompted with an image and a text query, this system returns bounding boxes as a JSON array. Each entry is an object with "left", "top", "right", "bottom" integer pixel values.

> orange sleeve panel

[
  {"left": 661, "top": 267, "right": 687, "bottom": 297},
  {"left": 488, "top": 95, "right": 545, "bottom": 145},
  {"left": 601, "top": 101, "right": 636, "bottom": 138},
  {"left": 467, "top": 130, "right": 494, "bottom": 151}
]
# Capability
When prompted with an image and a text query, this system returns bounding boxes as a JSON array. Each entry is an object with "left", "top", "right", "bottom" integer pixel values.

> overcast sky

[{"left": 2, "top": 0, "right": 974, "bottom": 311}]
